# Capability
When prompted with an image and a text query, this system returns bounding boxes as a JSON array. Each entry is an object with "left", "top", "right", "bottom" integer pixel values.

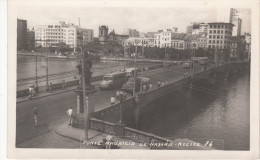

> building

[
  {"left": 128, "top": 29, "right": 140, "bottom": 37},
  {"left": 26, "top": 29, "right": 35, "bottom": 50},
  {"left": 108, "top": 29, "right": 129, "bottom": 45},
  {"left": 35, "top": 21, "right": 94, "bottom": 51},
  {"left": 78, "top": 28, "right": 94, "bottom": 45},
  {"left": 17, "top": 19, "right": 27, "bottom": 50},
  {"left": 154, "top": 28, "right": 178, "bottom": 48},
  {"left": 207, "top": 22, "right": 234, "bottom": 49},
  {"left": 98, "top": 25, "right": 109, "bottom": 43},
  {"left": 187, "top": 22, "right": 208, "bottom": 35},
  {"left": 197, "top": 33, "right": 207, "bottom": 48},
  {"left": 199, "top": 23, "right": 208, "bottom": 33},
  {"left": 171, "top": 33, "right": 200, "bottom": 50},
  {"left": 244, "top": 33, "right": 251, "bottom": 59},
  {"left": 229, "top": 8, "right": 242, "bottom": 37}
]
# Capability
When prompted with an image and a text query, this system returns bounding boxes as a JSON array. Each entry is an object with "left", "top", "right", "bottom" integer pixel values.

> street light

[{"left": 118, "top": 90, "right": 125, "bottom": 124}]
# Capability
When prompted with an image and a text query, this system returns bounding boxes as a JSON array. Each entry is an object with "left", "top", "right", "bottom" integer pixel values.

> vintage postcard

[{"left": 7, "top": 0, "right": 259, "bottom": 159}]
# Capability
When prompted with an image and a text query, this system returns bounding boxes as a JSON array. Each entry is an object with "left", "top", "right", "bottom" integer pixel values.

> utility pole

[
  {"left": 140, "top": 43, "right": 144, "bottom": 94},
  {"left": 133, "top": 44, "right": 137, "bottom": 96},
  {"left": 35, "top": 49, "right": 38, "bottom": 88},
  {"left": 78, "top": 17, "right": 89, "bottom": 141},
  {"left": 46, "top": 40, "right": 49, "bottom": 86}
]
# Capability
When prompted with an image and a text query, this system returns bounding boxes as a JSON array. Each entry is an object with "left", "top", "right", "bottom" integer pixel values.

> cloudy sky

[{"left": 18, "top": 7, "right": 251, "bottom": 36}]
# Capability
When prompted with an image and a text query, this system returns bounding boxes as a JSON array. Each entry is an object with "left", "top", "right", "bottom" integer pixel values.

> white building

[{"left": 35, "top": 21, "right": 93, "bottom": 50}]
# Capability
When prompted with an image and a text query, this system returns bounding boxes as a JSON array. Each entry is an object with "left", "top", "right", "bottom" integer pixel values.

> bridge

[{"left": 71, "top": 60, "right": 250, "bottom": 147}]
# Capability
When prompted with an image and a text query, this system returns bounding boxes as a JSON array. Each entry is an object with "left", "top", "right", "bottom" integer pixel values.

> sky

[{"left": 18, "top": 7, "right": 251, "bottom": 37}]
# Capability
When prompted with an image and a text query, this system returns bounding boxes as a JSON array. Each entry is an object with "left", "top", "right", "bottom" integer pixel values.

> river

[
  {"left": 17, "top": 55, "right": 152, "bottom": 80},
  {"left": 138, "top": 69, "right": 250, "bottom": 150}
]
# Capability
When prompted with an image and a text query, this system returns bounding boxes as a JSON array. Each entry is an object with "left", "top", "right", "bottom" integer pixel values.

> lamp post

[
  {"left": 133, "top": 44, "right": 137, "bottom": 96},
  {"left": 118, "top": 90, "right": 124, "bottom": 124}
]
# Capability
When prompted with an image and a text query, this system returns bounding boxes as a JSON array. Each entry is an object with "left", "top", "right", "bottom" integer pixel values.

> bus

[{"left": 99, "top": 71, "right": 127, "bottom": 90}]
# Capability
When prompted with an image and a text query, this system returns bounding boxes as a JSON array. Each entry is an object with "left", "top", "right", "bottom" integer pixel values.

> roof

[
  {"left": 208, "top": 22, "right": 235, "bottom": 26},
  {"left": 171, "top": 33, "right": 200, "bottom": 41}
]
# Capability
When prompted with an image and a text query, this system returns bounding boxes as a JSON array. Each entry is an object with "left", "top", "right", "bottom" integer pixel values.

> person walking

[
  {"left": 116, "top": 90, "right": 120, "bottom": 101},
  {"left": 33, "top": 107, "right": 38, "bottom": 127},
  {"left": 66, "top": 107, "right": 73, "bottom": 126},
  {"left": 111, "top": 97, "right": 116, "bottom": 105},
  {"left": 157, "top": 81, "right": 161, "bottom": 88},
  {"left": 149, "top": 83, "right": 153, "bottom": 90}
]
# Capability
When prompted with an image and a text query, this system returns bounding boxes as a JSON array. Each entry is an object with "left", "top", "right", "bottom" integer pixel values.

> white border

[{"left": 7, "top": 0, "right": 259, "bottom": 159}]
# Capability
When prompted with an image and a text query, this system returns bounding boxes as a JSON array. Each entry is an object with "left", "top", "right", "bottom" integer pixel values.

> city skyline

[{"left": 18, "top": 7, "right": 251, "bottom": 37}]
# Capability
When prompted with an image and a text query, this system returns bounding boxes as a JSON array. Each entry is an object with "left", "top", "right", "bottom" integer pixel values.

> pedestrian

[
  {"left": 32, "top": 84, "right": 35, "bottom": 97},
  {"left": 111, "top": 97, "right": 116, "bottom": 105},
  {"left": 33, "top": 107, "right": 38, "bottom": 127},
  {"left": 157, "top": 81, "right": 161, "bottom": 88},
  {"left": 116, "top": 90, "right": 120, "bottom": 101},
  {"left": 149, "top": 83, "right": 153, "bottom": 90},
  {"left": 49, "top": 83, "right": 52, "bottom": 91},
  {"left": 28, "top": 86, "right": 33, "bottom": 98},
  {"left": 143, "top": 84, "right": 147, "bottom": 92},
  {"left": 63, "top": 80, "right": 66, "bottom": 89},
  {"left": 161, "top": 81, "right": 165, "bottom": 86},
  {"left": 66, "top": 107, "right": 73, "bottom": 126}
]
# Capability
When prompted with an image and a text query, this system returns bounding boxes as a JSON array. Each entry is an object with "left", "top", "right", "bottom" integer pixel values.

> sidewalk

[
  {"left": 51, "top": 122, "right": 150, "bottom": 149},
  {"left": 17, "top": 80, "right": 102, "bottom": 103}
]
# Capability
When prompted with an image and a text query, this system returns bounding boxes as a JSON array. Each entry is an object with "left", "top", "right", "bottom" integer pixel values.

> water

[
  {"left": 138, "top": 70, "right": 250, "bottom": 150},
  {"left": 17, "top": 55, "right": 155, "bottom": 80}
]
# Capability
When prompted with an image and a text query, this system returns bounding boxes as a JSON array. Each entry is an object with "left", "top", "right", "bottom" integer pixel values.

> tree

[{"left": 57, "top": 42, "right": 70, "bottom": 54}]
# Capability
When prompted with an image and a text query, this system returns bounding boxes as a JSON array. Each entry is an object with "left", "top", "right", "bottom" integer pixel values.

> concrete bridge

[{"left": 72, "top": 60, "right": 249, "bottom": 147}]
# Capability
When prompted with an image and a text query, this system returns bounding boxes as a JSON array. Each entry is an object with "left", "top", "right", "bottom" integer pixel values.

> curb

[{"left": 17, "top": 87, "right": 76, "bottom": 104}]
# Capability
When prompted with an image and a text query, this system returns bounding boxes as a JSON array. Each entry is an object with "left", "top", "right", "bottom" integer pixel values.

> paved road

[{"left": 16, "top": 63, "right": 207, "bottom": 147}]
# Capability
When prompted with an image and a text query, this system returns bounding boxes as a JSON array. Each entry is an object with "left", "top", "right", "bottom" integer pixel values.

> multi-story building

[
  {"left": 35, "top": 21, "right": 93, "bottom": 51},
  {"left": 207, "top": 22, "right": 234, "bottom": 49},
  {"left": 187, "top": 22, "right": 208, "bottom": 35},
  {"left": 171, "top": 33, "right": 199, "bottom": 50},
  {"left": 229, "top": 8, "right": 242, "bottom": 37},
  {"left": 128, "top": 29, "right": 140, "bottom": 37},
  {"left": 197, "top": 33, "right": 207, "bottom": 48},
  {"left": 98, "top": 25, "right": 109, "bottom": 43},
  {"left": 26, "top": 29, "right": 35, "bottom": 50},
  {"left": 17, "top": 19, "right": 27, "bottom": 50},
  {"left": 199, "top": 23, "right": 208, "bottom": 33},
  {"left": 154, "top": 28, "right": 178, "bottom": 48}
]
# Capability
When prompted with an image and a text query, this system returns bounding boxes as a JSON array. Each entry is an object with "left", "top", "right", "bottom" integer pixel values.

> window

[
  {"left": 218, "top": 25, "right": 220, "bottom": 28},
  {"left": 210, "top": 25, "right": 212, "bottom": 28},
  {"left": 209, "top": 40, "right": 211, "bottom": 43},
  {"left": 217, "top": 30, "right": 220, "bottom": 33},
  {"left": 217, "top": 35, "right": 219, "bottom": 39},
  {"left": 214, "top": 25, "right": 216, "bottom": 28},
  {"left": 213, "top": 30, "right": 216, "bottom": 33},
  {"left": 213, "top": 35, "right": 215, "bottom": 38},
  {"left": 213, "top": 40, "right": 215, "bottom": 43},
  {"left": 209, "top": 30, "right": 212, "bottom": 33},
  {"left": 208, "top": 45, "right": 211, "bottom": 48},
  {"left": 217, "top": 40, "right": 219, "bottom": 44},
  {"left": 209, "top": 35, "right": 212, "bottom": 38}
]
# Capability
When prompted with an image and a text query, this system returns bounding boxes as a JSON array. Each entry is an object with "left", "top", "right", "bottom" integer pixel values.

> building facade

[
  {"left": 17, "top": 19, "right": 27, "bottom": 50},
  {"left": 35, "top": 21, "right": 93, "bottom": 50},
  {"left": 128, "top": 28, "right": 140, "bottom": 37},
  {"left": 26, "top": 29, "right": 35, "bottom": 50},
  {"left": 98, "top": 25, "right": 109, "bottom": 43},
  {"left": 207, "top": 22, "right": 234, "bottom": 49}
]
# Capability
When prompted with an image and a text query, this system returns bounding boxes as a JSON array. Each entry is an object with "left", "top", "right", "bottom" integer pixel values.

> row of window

[
  {"left": 209, "top": 24, "right": 232, "bottom": 30},
  {"left": 208, "top": 45, "right": 229, "bottom": 49},
  {"left": 208, "top": 35, "right": 230, "bottom": 39},
  {"left": 208, "top": 40, "right": 231, "bottom": 44},
  {"left": 209, "top": 30, "right": 232, "bottom": 34}
]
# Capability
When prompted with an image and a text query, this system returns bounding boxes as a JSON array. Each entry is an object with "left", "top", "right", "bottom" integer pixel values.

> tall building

[
  {"left": 35, "top": 21, "right": 93, "bottom": 50},
  {"left": 17, "top": 19, "right": 27, "bottom": 50},
  {"left": 229, "top": 8, "right": 242, "bottom": 36},
  {"left": 207, "top": 22, "right": 234, "bottom": 49},
  {"left": 128, "top": 29, "right": 140, "bottom": 37},
  {"left": 26, "top": 29, "right": 35, "bottom": 50},
  {"left": 98, "top": 25, "right": 109, "bottom": 43}
]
